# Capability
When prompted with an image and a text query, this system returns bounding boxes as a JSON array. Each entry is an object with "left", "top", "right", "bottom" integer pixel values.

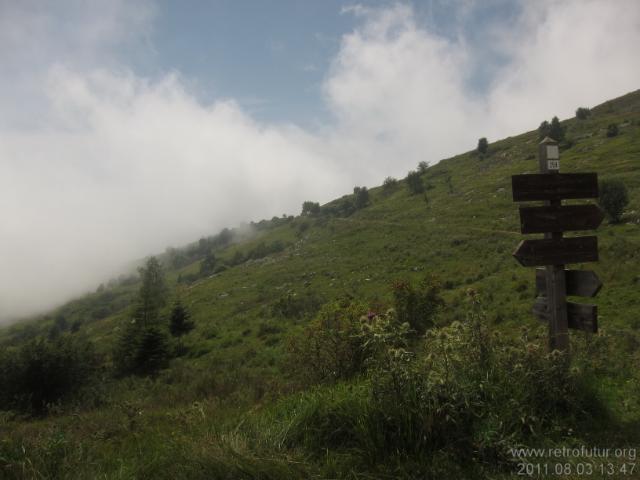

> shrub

[
  {"left": 538, "top": 116, "right": 565, "bottom": 141},
  {"left": 598, "top": 178, "right": 629, "bottom": 223},
  {"left": 230, "top": 250, "right": 245, "bottom": 265},
  {"left": 417, "top": 161, "right": 429, "bottom": 174},
  {"left": 286, "top": 300, "right": 370, "bottom": 385},
  {"left": 405, "top": 170, "right": 424, "bottom": 195},
  {"left": 200, "top": 252, "right": 216, "bottom": 276},
  {"left": 382, "top": 176, "right": 398, "bottom": 193},
  {"left": 606, "top": 123, "right": 619, "bottom": 137},
  {"left": 576, "top": 107, "right": 591, "bottom": 119},
  {"left": 301, "top": 201, "right": 320, "bottom": 216},
  {"left": 353, "top": 186, "right": 370, "bottom": 209},
  {"left": 274, "top": 291, "right": 605, "bottom": 470},
  {"left": 0, "top": 335, "right": 99, "bottom": 415},
  {"left": 320, "top": 196, "right": 357, "bottom": 218},
  {"left": 391, "top": 276, "right": 444, "bottom": 335},
  {"left": 271, "top": 291, "right": 323, "bottom": 320},
  {"left": 477, "top": 137, "right": 488, "bottom": 155}
]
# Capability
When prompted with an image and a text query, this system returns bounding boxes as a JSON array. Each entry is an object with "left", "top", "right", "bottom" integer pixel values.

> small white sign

[
  {"left": 546, "top": 145, "right": 559, "bottom": 159},
  {"left": 547, "top": 159, "right": 560, "bottom": 170}
]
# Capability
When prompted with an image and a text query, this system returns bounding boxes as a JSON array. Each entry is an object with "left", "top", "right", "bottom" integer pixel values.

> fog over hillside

[{"left": 2, "top": 0, "right": 640, "bottom": 322}]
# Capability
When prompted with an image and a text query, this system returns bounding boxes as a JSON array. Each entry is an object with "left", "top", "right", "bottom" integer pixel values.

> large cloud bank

[{"left": 1, "top": 0, "right": 639, "bottom": 321}]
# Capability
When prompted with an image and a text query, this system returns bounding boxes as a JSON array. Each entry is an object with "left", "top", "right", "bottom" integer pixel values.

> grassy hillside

[{"left": 1, "top": 90, "right": 640, "bottom": 479}]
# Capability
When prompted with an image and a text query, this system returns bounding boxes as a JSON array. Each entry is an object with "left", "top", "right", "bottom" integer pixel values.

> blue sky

[
  {"left": 138, "top": 0, "right": 522, "bottom": 125},
  {"left": 1, "top": 0, "right": 640, "bottom": 321},
  {"left": 147, "top": 0, "right": 360, "bottom": 125}
]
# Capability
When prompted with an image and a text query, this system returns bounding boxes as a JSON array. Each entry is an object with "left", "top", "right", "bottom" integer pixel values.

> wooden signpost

[{"left": 512, "top": 137, "right": 603, "bottom": 351}]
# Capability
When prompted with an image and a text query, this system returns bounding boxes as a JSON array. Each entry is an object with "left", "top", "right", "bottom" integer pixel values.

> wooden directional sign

[
  {"left": 533, "top": 297, "right": 598, "bottom": 333},
  {"left": 513, "top": 236, "right": 598, "bottom": 267},
  {"left": 512, "top": 173, "right": 598, "bottom": 202},
  {"left": 519, "top": 205, "right": 605, "bottom": 234},
  {"left": 512, "top": 138, "right": 602, "bottom": 351},
  {"left": 536, "top": 268, "right": 603, "bottom": 297}
]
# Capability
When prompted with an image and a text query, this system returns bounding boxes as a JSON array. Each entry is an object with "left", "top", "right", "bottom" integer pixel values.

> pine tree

[
  {"left": 200, "top": 252, "right": 216, "bottom": 276},
  {"left": 114, "top": 256, "right": 170, "bottom": 376},
  {"left": 169, "top": 300, "right": 194, "bottom": 337},
  {"left": 134, "top": 256, "right": 168, "bottom": 328},
  {"left": 133, "top": 326, "right": 170, "bottom": 376}
]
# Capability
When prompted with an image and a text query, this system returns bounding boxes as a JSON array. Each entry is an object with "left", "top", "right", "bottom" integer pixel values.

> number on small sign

[{"left": 547, "top": 160, "right": 560, "bottom": 170}]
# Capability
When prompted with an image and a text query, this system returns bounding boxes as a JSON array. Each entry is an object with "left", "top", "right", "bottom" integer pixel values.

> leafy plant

[
  {"left": 391, "top": 276, "right": 444, "bottom": 335},
  {"left": 575, "top": 107, "right": 591, "bottom": 119},
  {"left": 599, "top": 178, "right": 629, "bottom": 223},
  {"left": 382, "top": 176, "right": 398, "bottom": 193},
  {"left": 477, "top": 137, "right": 488, "bottom": 155},
  {"left": 405, "top": 170, "right": 424, "bottom": 195},
  {"left": 287, "top": 299, "right": 370, "bottom": 385},
  {"left": 0, "top": 335, "right": 99, "bottom": 414}
]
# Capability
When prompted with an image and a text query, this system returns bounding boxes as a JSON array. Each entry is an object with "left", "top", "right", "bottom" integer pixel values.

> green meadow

[{"left": 1, "top": 90, "right": 639, "bottom": 479}]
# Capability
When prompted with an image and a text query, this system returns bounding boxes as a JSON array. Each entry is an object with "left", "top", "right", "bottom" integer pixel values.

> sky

[{"left": 1, "top": 0, "right": 640, "bottom": 322}]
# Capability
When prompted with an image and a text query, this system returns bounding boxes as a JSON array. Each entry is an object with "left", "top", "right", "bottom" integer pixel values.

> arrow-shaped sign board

[
  {"left": 513, "top": 236, "right": 598, "bottom": 267},
  {"left": 512, "top": 173, "right": 598, "bottom": 202},
  {"left": 533, "top": 297, "right": 597, "bottom": 333},
  {"left": 536, "top": 268, "right": 603, "bottom": 297},
  {"left": 519, "top": 204, "right": 605, "bottom": 234}
]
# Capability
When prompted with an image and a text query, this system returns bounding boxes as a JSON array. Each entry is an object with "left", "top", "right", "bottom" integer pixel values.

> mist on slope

[{"left": 1, "top": 0, "right": 640, "bottom": 322}]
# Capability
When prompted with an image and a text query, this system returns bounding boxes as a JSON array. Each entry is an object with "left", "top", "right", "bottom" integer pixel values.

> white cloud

[
  {"left": 324, "top": 4, "right": 483, "bottom": 177},
  {"left": 1, "top": 0, "right": 639, "bottom": 321},
  {"left": 487, "top": 0, "right": 640, "bottom": 136},
  {"left": 0, "top": 67, "right": 342, "bottom": 320}
]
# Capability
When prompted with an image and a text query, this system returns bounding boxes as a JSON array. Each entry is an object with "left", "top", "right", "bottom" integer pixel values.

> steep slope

[
  {"left": 3, "top": 90, "right": 640, "bottom": 374},
  {"left": 1, "top": 89, "right": 639, "bottom": 478}
]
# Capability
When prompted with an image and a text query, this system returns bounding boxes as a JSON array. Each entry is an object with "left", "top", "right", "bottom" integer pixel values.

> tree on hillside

[
  {"left": 200, "top": 251, "right": 216, "bottom": 276},
  {"left": 301, "top": 201, "right": 320, "bottom": 216},
  {"left": 406, "top": 170, "right": 424, "bottom": 195},
  {"left": 576, "top": 107, "right": 591, "bottom": 120},
  {"left": 217, "top": 227, "right": 233, "bottom": 246},
  {"left": 418, "top": 161, "right": 429, "bottom": 174},
  {"left": 169, "top": 299, "right": 194, "bottom": 337},
  {"left": 353, "top": 186, "right": 370, "bottom": 209},
  {"left": 382, "top": 176, "right": 398, "bottom": 193},
  {"left": 606, "top": 123, "right": 619, "bottom": 137},
  {"left": 132, "top": 326, "right": 170, "bottom": 375},
  {"left": 549, "top": 116, "right": 565, "bottom": 141},
  {"left": 538, "top": 116, "right": 565, "bottom": 141},
  {"left": 134, "top": 257, "right": 168, "bottom": 327},
  {"left": 477, "top": 137, "right": 488, "bottom": 155},
  {"left": 114, "top": 256, "right": 171, "bottom": 376},
  {"left": 599, "top": 179, "right": 629, "bottom": 223},
  {"left": 538, "top": 120, "right": 550, "bottom": 140}
]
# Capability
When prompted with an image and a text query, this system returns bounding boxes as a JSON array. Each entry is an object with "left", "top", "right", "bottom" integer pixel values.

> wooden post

[{"left": 539, "top": 137, "right": 569, "bottom": 352}]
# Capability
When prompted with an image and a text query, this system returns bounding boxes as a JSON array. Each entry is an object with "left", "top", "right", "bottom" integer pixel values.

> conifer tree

[
  {"left": 169, "top": 299, "right": 194, "bottom": 337},
  {"left": 114, "top": 256, "right": 170, "bottom": 376}
]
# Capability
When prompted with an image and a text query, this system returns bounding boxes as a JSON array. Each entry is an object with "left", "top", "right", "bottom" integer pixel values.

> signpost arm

[{"left": 539, "top": 137, "right": 569, "bottom": 352}]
